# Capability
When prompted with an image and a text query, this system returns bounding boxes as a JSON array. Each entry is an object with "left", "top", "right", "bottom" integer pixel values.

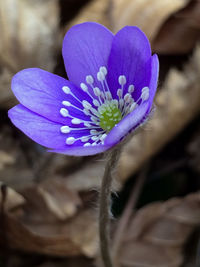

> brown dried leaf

[
  {"left": 112, "top": 0, "right": 189, "bottom": 38},
  {"left": 0, "top": 0, "right": 59, "bottom": 71},
  {"left": 0, "top": 126, "right": 35, "bottom": 190},
  {"left": 37, "top": 258, "right": 94, "bottom": 267},
  {"left": 65, "top": 0, "right": 111, "bottom": 31},
  {"left": 0, "top": 67, "right": 17, "bottom": 108},
  {"left": 65, "top": 0, "right": 190, "bottom": 42},
  {"left": 0, "top": 183, "right": 25, "bottom": 211},
  {"left": 120, "top": 192, "right": 200, "bottom": 267},
  {"left": 152, "top": 0, "right": 200, "bottom": 54},
  {"left": 0, "top": 0, "right": 59, "bottom": 108},
  {"left": 22, "top": 179, "right": 82, "bottom": 221},
  {"left": 0, "top": 150, "right": 15, "bottom": 170},
  {"left": 0, "top": 208, "right": 98, "bottom": 257},
  {"left": 0, "top": 175, "right": 98, "bottom": 257}
]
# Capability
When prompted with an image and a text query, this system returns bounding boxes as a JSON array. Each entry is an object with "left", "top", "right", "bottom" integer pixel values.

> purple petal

[
  {"left": 107, "top": 26, "right": 152, "bottom": 100},
  {"left": 11, "top": 68, "right": 92, "bottom": 125},
  {"left": 8, "top": 104, "right": 111, "bottom": 155},
  {"left": 50, "top": 144, "right": 111, "bottom": 156},
  {"left": 104, "top": 102, "right": 149, "bottom": 145},
  {"left": 62, "top": 22, "right": 113, "bottom": 89},
  {"left": 148, "top": 54, "right": 159, "bottom": 107},
  {"left": 104, "top": 53, "right": 159, "bottom": 146},
  {"left": 8, "top": 105, "right": 66, "bottom": 149}
]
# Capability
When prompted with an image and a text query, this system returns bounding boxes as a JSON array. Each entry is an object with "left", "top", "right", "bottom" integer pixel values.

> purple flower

[{"left": 8, "top": 22, "right": 159, "bottom": 156}]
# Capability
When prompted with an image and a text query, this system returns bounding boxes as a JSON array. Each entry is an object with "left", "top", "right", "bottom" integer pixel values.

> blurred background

[{"left": 0, "top": 0, "right": 200, "bottom": 266}]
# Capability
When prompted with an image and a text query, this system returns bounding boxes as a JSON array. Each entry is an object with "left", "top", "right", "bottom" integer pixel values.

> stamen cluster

[{"left": 60, "top": 66, "right": 149, "bottom": 147}]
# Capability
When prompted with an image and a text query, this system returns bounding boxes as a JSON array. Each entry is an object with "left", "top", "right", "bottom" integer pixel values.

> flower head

[{"left": 8, "top": 22, "right": 159, "bottom": 156}]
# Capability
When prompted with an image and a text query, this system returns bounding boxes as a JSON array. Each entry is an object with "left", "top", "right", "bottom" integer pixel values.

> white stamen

[
  {"left": 84, "top": 143, "right": 91, "bottom": 147},
  {"left": 101, "top": 92, "right": 106, "bottom": 100},
  {"left": 90, "top": 107, "right": 100, "bottom": 117},
  {"left": 61, "top": 69, "right": 148, "bottom": 148},
  {"left": 90, "top": 129, "right": 98, "bottom": 135},
  {"left": 130, "top": 102, "right": 137, "bottom": 112},
  {"left": 93, "top": 87, "right": 101, "bottom": 97},
  {"left": 66, "top": 137, "right": 75, "bottom": 145},
  {"left": 93, "top": 99, "right": 100, "bottom": 107},
  {"left": 84, "top": 122, "right": 92, "bottom": 127},
  {"left": 86, "top": 75, "right": 94, "bottom": 84},
  {"left": 60, "top": 108, "right": 69, "bottom": 117},
  {"left": 91, "top": 136, "right": 99, "bottom": 141},
  {"left": 101, "top": 133, "right": 107, "bottom": 141},
  {"left": 119, "top": 99, "right": 124, "bottom": 108},
  {"left": 83, "top": 109, "right": 90, "bottom": 116},
  {"left": 99, "top": 66, "right": 107, "bottom": 75},
  {"left": 117, "top": 89, "right": 122, "bottom": 98},
  {"left": 141, "top": 87, "right": 149, "bottom": 101},
  {"left": 80, "top": 83, "right": 88, "bottom": 92},
  {"left": 128, "top": 84, "right": 135, "bottom": 93},
  {"left": 81, "top": 136, "right": 90, "bottom": 142},
  {"left": 82, "top": 100, "right": 92, "bottom": 110},
  {"left": 71, "top": 118, "right": 81, "bottom": 125},
  {"left": 92, "top": 142, "right": 97, "bottom": 146},
  {"left": 105, "top": 92, "right": 112, "bottom": 100},
  {"left": 62, "top": 86, "right": 71, "bottom": 94},
  {"left": 62, "top": 101, "right": 71, "bottom": 107},
  {"left": 91, "top": 116, "right": 99, "bottom": 122},
  {"left": 113, "top": 99, "right": 119, "bottom": 107},
  {"left": 60, "top": 126, "right": 70, "bottom": 133},
  {"left": 124, "top": 93, "right": 132, "bottom": 103},
  {"left": 97, "top": 71, "right": 105, "bottom": 81},
  {"left": 118, "top": 75, "right": 127, "bottom": 85}
]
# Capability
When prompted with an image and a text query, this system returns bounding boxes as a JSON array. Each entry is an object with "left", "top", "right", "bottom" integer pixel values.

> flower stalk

[{"left": 99, "top": 147, "right": 120, "bottom": 267}]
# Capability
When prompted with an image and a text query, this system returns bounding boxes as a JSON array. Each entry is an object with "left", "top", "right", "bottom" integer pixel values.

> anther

[
  {"left": 101, "top": 133, "right": 107, "bottom": 141},
  {"left": 83, "top": 109, "right": 90, "bottom": 116},
  {"left": 90, "top": 129, "right": 98, "bottom": 135},
  {"left": 93, "top": 87, "right": 101, "bottom": 96},
  {"left": 97, "top": 71, "right": 105, "bottom": 81},
  {"left": 118, "top": 75, "right": 127, "bottom": 85},
  {"left": 66, "top": 137, "right": 75, "bottom": 145},
  {"left": 71, "top": 118, "right": 81, "bottom": 125},
  {"left": 141, "top": 87, "right": 149, "bottom": 101},
  {"left": 86, "top": 75, "right": 94, "bottom": 84},
  {"left": 93, "top": 99, "right": 100, "bottom": 107},
  {"left": 84, "top": 143, "right": 91, "bottom": 147},
  {"left": 62, "top": 86, "right": 71, "bottom": 94},
  {"left": 99, "top": 66, "right": 107, "bottom": 75},
  {"left": 60, "top": 126, "right": 70, "bottom": 133},
  {"left": 117, "top": 89, "right": 122, "bottom": 98},
  {"left": 91, "top": 136, "right": 98, "bottom": 141},
  {"left": 62, "top": 101, "right": 71, "bottom": 107},
  {"left": 124, "top": 93, "right": 131, "bottom": 103},
  {"left": 128, "top": 84, "right": 135, "bottom": 93},
  {"left": 82, "top": 100, "right": 92, "bottom": 110},
  {"left": 105, "top": 92, "right": 112, "bottom": 100},
  {"left": 60, "top": 108, "right": 69, "bottom": 117},
  {"left": 91, "top": 116, "right": 99, "bottom": 122},
  {"left": 84, "top": 122, "right": 92, "bottom": 127},
  {"left": 81, "top": 136, "right": 89, "bottom": 142},
  {"left": 80, "top": 83, "right": 88, "bottom": 92}
]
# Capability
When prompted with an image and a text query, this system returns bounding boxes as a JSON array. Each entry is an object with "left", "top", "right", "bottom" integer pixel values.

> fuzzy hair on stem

[{"left": 99, "top": 146, "right": 121, "bottom": 267}]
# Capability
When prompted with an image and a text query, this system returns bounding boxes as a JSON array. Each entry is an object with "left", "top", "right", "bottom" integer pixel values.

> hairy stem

[{"left": 99, "top": 147, "right": 120, "bottom": 267}]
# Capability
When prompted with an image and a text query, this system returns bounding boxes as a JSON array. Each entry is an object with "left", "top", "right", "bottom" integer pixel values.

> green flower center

[{"left": 98, "top": 100, "right": 122, "bottom": 132}]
